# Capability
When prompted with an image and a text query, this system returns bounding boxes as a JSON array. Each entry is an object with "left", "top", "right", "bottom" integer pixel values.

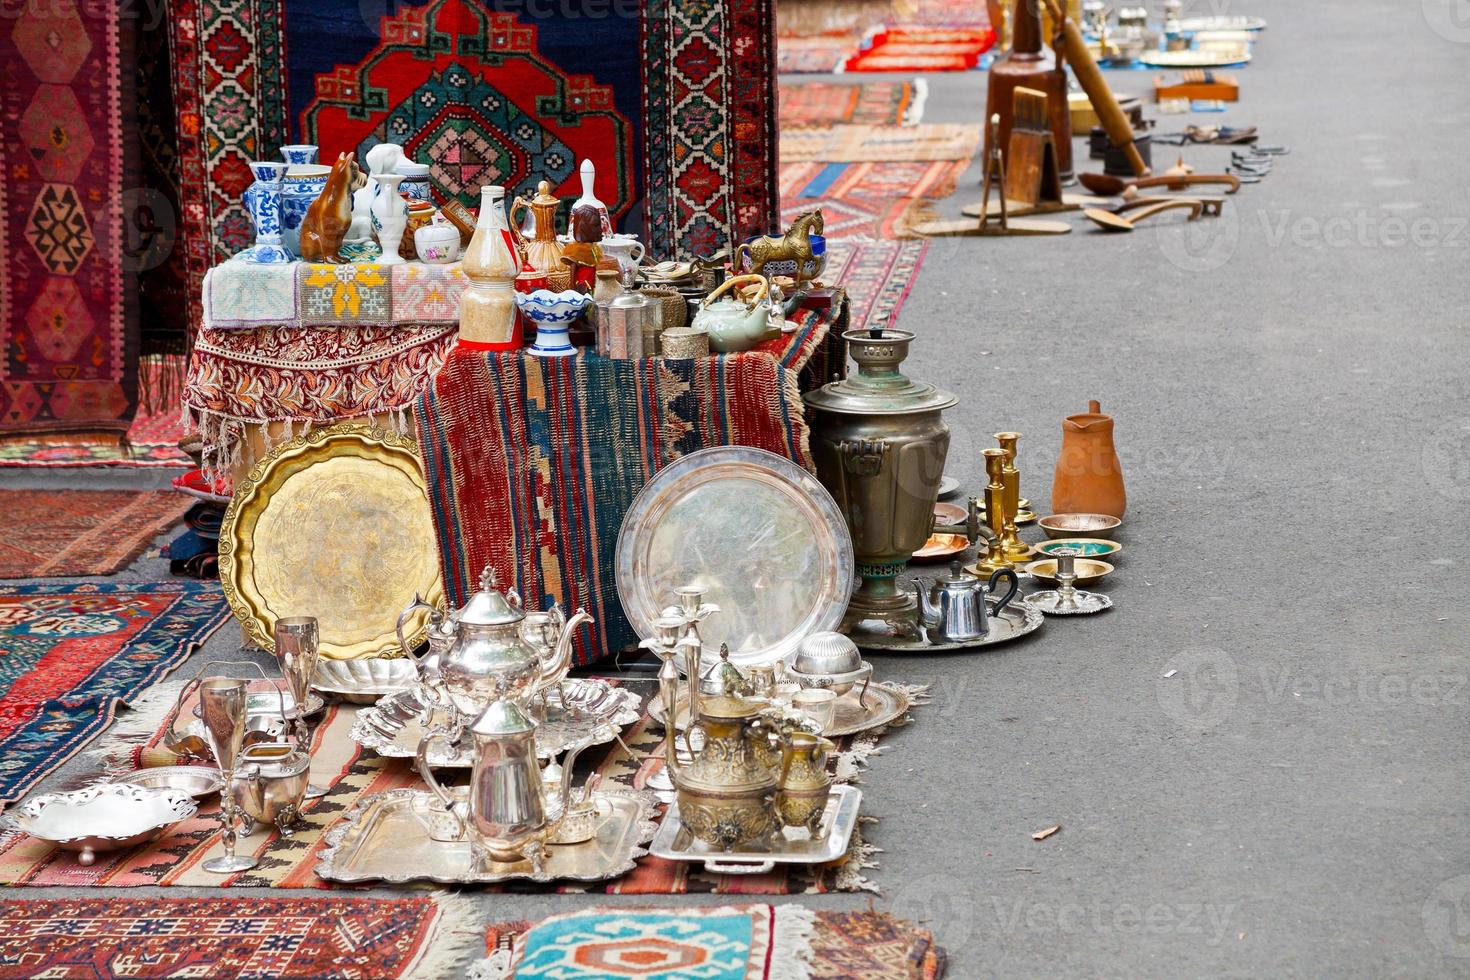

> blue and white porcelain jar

[
  {"left": 395, "top": 160, "right": 433, "bottom": 204},
  {"left": 280, "top": 164, "right": 331, "bottom": 256},
  {"left": 241, "top": 161, "right": 292, "bottom": 263}
]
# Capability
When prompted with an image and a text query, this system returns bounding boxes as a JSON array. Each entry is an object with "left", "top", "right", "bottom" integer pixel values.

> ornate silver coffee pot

[{"left": 396, "top": 567, "right": 591, "bottom": 718}]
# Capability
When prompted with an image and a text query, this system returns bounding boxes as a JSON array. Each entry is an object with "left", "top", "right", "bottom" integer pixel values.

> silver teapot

[
  {"left": 417, "top": 698, "right": 601, "bottom": 871},
  {"left": 913, "top": 561, "right": 1019, "bottom": 642},
  {"left": 396, "top": 567, "right": 591, "bottom": 719},
  {"left": 229, "top": 741, "right": 311, "bottom": 837}
]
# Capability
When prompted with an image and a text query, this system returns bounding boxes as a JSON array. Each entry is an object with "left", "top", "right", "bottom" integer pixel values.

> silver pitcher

[
  {"left": 396, "top": 567, "right": 591, "bottom": 720},
  {"left": 913, "top": 561, "right": 1020, "bottom": 642},
  {"left": 417, "top": 698, "right": 599, "bottom": 871}
]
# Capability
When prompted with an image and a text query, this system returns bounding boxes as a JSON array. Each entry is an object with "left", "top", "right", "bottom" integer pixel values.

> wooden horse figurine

[
  {"left": 300, "top": 151, "right": 356, "bottom": 263},
  {"left": 736, "top": 210, "right": 824, "bottom": 284}
]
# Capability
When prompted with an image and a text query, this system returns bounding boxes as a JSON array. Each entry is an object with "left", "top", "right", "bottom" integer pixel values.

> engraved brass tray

[
  {"left": 350, "top": 679, "right": 642, "bottom": 765},
  {"left": 649, "top": 784, "right": 861, "bottom": 875},
  {"left": 219, "top": 424, "right": 444, "bottom": 660},
  {"left": 850, "top": 595, "right": 1044, "bottom": 653},
  {"left": 315, "top": 787, "right": 658, "bottom": 884}
]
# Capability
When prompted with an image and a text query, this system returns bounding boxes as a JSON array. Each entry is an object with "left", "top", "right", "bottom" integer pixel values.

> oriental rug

[
  {"left": 776, "top": 34, "right": 862, "bottom": 73},
  {"left": 415, "top": 335, "right": 827, "bottom": 666},
  {"left": 0, "top": 2, "right": 137, "bottom": 439},
  {"left": 0, "top": 680, "right": 918, "bottom": 894},
  {"left": 780, "top": 81, "right": 925, "bottom": 127},
  {"left": 0, "top": 581, "right": 228, "bottom": 808},
  {"left": 476, "top": 906, "right": 947, "bottom": 979},
  {"left": 0, "top": 491, "right": 192, "bottom": 578},
  {"left": 780, "top": 124, "right": 982, "bottom": 163},
  {"left": 171, "top": 0, "right": 780, "bottom": 338},
  {"left": 0, "top": 895, "right": 470, "bottom": 979},
  {"left": 843, "top": 27, "right": 998, "bottom": 73}
]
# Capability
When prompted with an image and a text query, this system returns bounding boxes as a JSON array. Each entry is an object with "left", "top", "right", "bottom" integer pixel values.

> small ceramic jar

[
  {"left": 414, "top": 213, "right": 460, "bottom": 264},
  {"left": 395, "top": 160, "right": 433, "bottom": 203}
]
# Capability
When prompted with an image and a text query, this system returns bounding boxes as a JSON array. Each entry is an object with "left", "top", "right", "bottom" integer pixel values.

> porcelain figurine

[
  {"left": 572, "top": 158, "right": 612, "bottom": 237},
  {"left": 370, "top": 173, "right": 408, "bottom": 265},
  {"left": 241, "top": 162, "right": 292, "bottom": 264},
  {"left": 1051, "top": 399, "right": 1127, "bottom": 518},
  {"left": 299, "top": 151, "right": 355, "bottom": 264},
  {"left": 693, "top": 274, "right": 776, "bottom": 352},
  {"left": 509, "top": 179, "right": 565, "bottom": 276},
  {"left": 459, "top": 186, "right": 522, "bottom": 347}
]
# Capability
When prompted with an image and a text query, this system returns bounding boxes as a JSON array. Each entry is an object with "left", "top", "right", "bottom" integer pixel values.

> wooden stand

[{"left": 913, "top": 114, "right": 1070, "bottom": 237}]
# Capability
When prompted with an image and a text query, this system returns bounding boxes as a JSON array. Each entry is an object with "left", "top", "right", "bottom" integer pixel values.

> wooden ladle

[
  {"left": 1079, "top": 171, "right": 1242, "bottom": 196},
  {"left": 1084, "top": 198, "right": 1203, "bottom": 232}
]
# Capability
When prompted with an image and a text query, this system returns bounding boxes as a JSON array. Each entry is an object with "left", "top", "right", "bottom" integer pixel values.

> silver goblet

[
  {"left": 273, "top": 616, "right": 327, "bottom": 798},
  {"left": 199, "top": 677, "right": 259, "bottom": 874}
]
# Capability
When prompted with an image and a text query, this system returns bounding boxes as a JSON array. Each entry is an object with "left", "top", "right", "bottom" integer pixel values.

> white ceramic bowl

[{"left": 515, "top": 289, "right": 592, "bottom": 324}]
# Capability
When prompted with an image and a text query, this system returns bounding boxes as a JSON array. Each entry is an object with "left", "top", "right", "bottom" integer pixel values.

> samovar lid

[
  {"left": 803, "top": 327, "right": 958, "bottom": 415},
  {"left": 457, "top": 567, "right": 525, "bottom": 627},
  {"left": 471, "top": 697, "right": 535, "bottom": 736}
]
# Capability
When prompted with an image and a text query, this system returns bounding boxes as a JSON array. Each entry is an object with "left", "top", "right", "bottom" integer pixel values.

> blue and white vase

[
  {"left": 241, "top": 161, "right": 293, "bottom": 264},
  {"left": 280, "top": 164, "right": 331, "bottom": 256},
  {"left": 395, "top": 160, "right": 432, "bottom": 203},
  {"left": 280, "top": 144, "right": 318, "bottom": 166}
]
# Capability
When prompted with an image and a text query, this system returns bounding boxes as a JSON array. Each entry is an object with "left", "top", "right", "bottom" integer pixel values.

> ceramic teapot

[
  {"left": 913, "top": 561, "right": 1019, "bottom": 642},
  {"left": 691, "top": 273, "right": 775, "bottom": 353},
  {"left": 417, "top": 698, "right": 601, "bottom": 871},
  {"left": 395, "top": 568, "right": 591, "bottom": 719}
]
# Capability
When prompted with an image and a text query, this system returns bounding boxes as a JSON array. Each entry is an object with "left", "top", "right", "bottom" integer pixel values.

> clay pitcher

[{"left": 1051, "top": 400, "right": 1126, "bottom": 518}]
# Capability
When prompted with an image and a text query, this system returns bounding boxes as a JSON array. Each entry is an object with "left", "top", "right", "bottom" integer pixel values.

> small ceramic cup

[{"left": 791, "top": 688, "right": 837, "bottom": 734}]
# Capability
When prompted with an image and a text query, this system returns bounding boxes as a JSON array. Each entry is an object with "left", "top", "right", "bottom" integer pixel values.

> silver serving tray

[
  {"left": 315, "top": 787, "right": 658, "bottom": 885},
  {"left": 827, "top": 682, "right": 911, "bottom": 737},
  {"left": 851, "top": 596, "right": 1044, "bottom": 653},
  {"left": 649, "top": 784, "right": 861, "bottom": 874},
  {"left": 313, "top": 656, "right": 417, "bottom": 705},
  {"left": 350, "top": 679, "right": 641, "bottom": 766},
  {"left": 616, "top": 446, "right": 854, "bottom": 670}
]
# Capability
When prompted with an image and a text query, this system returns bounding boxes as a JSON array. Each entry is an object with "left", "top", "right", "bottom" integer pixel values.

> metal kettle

[{"left": 913, "top": 561, "right": 1019, "bottom": 642}]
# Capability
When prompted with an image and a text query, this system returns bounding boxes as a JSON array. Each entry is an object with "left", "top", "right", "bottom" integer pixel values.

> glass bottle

[{"left": 459, "top": 185, "right": 520, "bottom": 349}]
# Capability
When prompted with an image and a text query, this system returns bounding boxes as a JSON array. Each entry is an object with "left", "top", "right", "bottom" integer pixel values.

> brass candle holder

[
  {"left": 994, "top": 432, "right": 1033, "bottom": 565},
  {"left": 972, "top": 449, "right": 1017, "bottom": 575}
]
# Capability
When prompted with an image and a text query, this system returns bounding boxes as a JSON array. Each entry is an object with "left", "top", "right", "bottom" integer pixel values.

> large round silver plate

[
  {"left": 616, "top": 446, "right": 854, "bottom": 669},
  {"left": 350, "top": 679, "right": 641, "bottom": 766},
  {"left": 851, "top": 596, "right": 1045, "bottom": 653}
]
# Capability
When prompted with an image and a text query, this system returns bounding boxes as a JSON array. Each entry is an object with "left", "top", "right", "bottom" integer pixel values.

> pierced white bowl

[{"left": 1, "top": 783, "right": 197, "bottom": 865}]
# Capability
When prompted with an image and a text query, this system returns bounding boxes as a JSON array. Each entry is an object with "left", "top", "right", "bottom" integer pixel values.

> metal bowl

[
  {"left": 791, "top": 631, "right": 862, "bottom": 676},
  {"left": 1, "top": 784, "right": 197, "bottom": 865},
  {"left": 1031, "top": 538, "right": 1123, "bottom": 561},
  {"left": 313, "top": 656, "right": 418, "bottom": 705},
  {"left": 1025, "top": 557, "right": 1115, "bottom": 588},
  {"left": 109, "top": 766, "right": 224, "bottom": 799},
  {"left": 1038, "top": 513, "right": 1122, "bottom": 540}
]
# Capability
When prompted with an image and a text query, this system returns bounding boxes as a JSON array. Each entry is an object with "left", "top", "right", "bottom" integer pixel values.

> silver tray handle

[{"left": 702, "top": 858, "right": 776, "bottom": 875}]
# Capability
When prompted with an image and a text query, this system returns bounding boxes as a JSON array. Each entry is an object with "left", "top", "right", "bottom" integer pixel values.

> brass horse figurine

[{"left": 736, "top": 210, "right": 824, "bottom": 284}]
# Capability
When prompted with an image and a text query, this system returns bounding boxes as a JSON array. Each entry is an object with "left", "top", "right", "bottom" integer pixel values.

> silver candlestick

[{"left": 1028, "top": 549, "right": 1113, "bottom": 615}]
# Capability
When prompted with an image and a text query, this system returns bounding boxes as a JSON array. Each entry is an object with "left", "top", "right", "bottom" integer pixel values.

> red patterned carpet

[{"left": 0, "top": 490, "right": 191, "bottom": 578}]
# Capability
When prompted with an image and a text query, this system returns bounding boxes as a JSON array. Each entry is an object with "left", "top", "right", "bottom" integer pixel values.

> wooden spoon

[
  {"left": 1079, "top": 171, "right": 1242, "bottom": 196},
  {"left": 1084, "top": 198, "right": 1203, "bottom": 232}
]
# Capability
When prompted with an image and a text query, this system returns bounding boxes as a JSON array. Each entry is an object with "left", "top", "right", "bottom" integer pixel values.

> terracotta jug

[{"left": 1051, "top": 400, "right": 1126, "bottom": 518}]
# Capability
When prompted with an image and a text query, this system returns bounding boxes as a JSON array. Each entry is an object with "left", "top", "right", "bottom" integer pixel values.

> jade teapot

[
  {"left": 396, "top": 567, "right": 591, "bottom": 719},
  {"left": 692, "top": 273, "right": 776, "bottom": 353}
]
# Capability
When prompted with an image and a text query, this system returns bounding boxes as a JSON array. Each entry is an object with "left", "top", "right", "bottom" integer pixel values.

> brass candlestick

[
  {"left": 972, "top": 449, "right": 1016, "bottom": 574},
  {"left": 994, "top": 432, "right": 1033, "bottom": 565}
]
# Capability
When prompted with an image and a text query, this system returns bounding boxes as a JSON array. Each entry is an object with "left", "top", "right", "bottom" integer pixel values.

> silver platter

[
  {"left": 350, "top": 679, "right": 641, "bottom": 766},
  {"left": 313, "top": 656, "right": 417, "bottom": 705},
  {"left": 649, "top": 784, "right": 861, "bottom": 875},
  {"left": 315, "top": 787, "right": 658, "bottom": 885},
  {"left": 616, "top": 446, "right": 854, "bottom": 670},
  {"left": 850, "top": 595, "right": 1044, "bottom": 653},
  {"left": 827, "top": 682, "right": 911, "bottom": 738},
  {"left": 108, "top": 766, "right": 224, "bottom": 799}
]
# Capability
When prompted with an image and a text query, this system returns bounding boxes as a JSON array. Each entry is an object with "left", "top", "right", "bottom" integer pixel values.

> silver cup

[
  {"left": 199, "top": 678, "right": 259, "bottom": 874},
  {"left": 273, "top": 617, "right": 326, "bottom": 798}
]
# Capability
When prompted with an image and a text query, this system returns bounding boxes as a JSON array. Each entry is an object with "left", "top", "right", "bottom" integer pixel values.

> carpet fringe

[
  {"left": 835, "top": 818, "right": 884, "bottom": 895},
  {"left": 905, "top": 76, "right": 928, "bottom": 125},
  {"left": 832, "top": 683, "right": 929, "bottom": 784},
  {"left": 409, "top": 892, "right": 484, "bottom": 980},
  {"left": 770, "top": 904, "right": 819, "bottom": 980},
  {"left": 184, "top": 404, "right": 417, "bottom": 481},
  {"left": 86, "top": 679, "right": 189, "bottom": 775}
]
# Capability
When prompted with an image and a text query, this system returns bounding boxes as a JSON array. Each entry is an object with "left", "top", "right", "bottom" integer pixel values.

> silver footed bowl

[
  {"left": 313, "top": 656, "right": 417, "bottom": 704},
  {"left": 350, "top": 678, "right": 640, "bottom": 766},
  {"left": 791, "top": 630, "right": 862, "bottom": 675},
  {"left": 1, "top": 784, "right": 197, "bottom": 865}
]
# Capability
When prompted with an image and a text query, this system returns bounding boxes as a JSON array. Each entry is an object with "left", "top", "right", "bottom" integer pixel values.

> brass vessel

[
  {"left": 994, "top": 432, "right": 1033, "bottom": 564},
  {"left": 804, "top": 328, "right": 958, "bottom": 635},
  {"left": 509, "top": 179, "right": 565, "bottom": 276}
]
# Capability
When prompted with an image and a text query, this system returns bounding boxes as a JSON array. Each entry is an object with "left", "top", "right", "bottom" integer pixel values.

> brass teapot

[
  {"left": 661, "top": 682, "right": 836, "bottom": 851},
  {"left": 396, "top": 567, "right": 591, "bottom": 719}
]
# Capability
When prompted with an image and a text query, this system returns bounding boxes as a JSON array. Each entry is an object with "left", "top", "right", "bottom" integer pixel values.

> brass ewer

[
  {"left": 804, "top": 327, "right": 958, "bottom": 635},
  {"left": 509, "top": 179, "right": 564, "bottom": 276}
]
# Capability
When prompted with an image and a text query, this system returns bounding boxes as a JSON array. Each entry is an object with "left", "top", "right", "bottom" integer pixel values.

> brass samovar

[{"left": 804, "top": 327, "right": 957, "bottom": 636}]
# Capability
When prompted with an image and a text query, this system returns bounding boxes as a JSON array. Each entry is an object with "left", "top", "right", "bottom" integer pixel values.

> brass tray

[
  {"left": 219, "top": 424, "right": 444, "bottom": 660},
  {"left": 850, "top": 596, "right": 1044, "bottom": 653},
  {"left": 315, "top": 787, "right": 658, "bottom": 884},
  {"left": 649, "top": 784, "right": 861, "bottom": 874}
]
